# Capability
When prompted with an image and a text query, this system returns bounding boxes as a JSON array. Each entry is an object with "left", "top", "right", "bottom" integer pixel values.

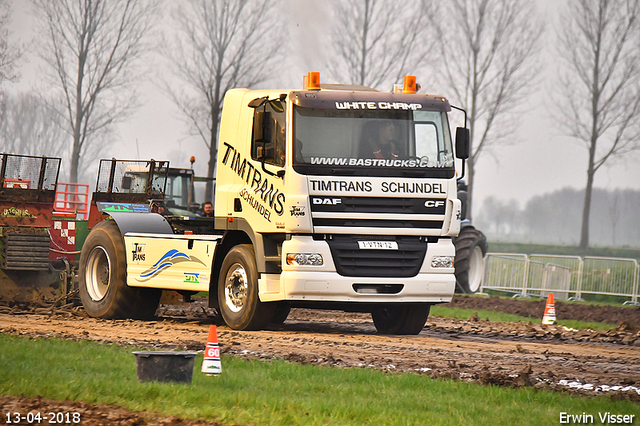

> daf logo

[
  {"left": 424, "top": 200, "right": 445, "bottom": 208},
  {"left": 312, "top": 197, "right": 342, "bottom": 205}
]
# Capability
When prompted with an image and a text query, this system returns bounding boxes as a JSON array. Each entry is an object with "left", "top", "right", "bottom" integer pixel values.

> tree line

[
  {"left": 1, "top": 0, "right": 640, "bottom": 248},
  {"left": 476, "top": 188, "right": 640, "bottom": 248}
]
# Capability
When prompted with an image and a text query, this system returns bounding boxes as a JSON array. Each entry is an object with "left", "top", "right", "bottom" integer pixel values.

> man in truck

[
  {"left": 360, "top": 120, "right": 400, "bottom": 160},
  {"left": 202, "top": 201, "right": 213, "bottom": 217}
]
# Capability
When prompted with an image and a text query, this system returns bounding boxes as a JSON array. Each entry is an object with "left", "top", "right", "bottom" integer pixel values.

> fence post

[
  {"left": 541, "top": 263, "right": 549, "bottom": 293},
  {"left": 521, "top": 255, "right": 530, "bottom": 297},
  {"left": 573, "top": 257, "right": 584, "bottom": 301},
  {"left": 629, "top": 262, "right": 639, "bottom": 305},
  {"left": 480, "top": 255, "right": 488, "bottom": 294}
]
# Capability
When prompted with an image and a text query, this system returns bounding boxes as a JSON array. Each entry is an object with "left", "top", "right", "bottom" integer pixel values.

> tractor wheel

[
  {"left": 79, "top": 220, "right": 160, "bottom": 319},
  {"left": 217, "top": 244, "right": 275, "bottom": 330},
  {"left": 371, "top": 304, "right": 431, "bottom": 335},
  {"left": 454, "top": 226, "right": 488, "bottom": 294}
]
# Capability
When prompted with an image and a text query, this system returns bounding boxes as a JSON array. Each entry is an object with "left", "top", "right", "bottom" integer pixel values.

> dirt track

[{"left": 1, "top": 296, "right": 640, "bottom": 425}]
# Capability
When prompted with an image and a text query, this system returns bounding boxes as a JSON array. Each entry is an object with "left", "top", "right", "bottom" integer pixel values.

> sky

[{"left": 4, "top": 0, "right": 640, "bottom": 217}]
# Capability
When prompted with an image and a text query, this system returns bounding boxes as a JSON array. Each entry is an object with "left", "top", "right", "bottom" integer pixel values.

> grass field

[
  {"left": 0, "top": 334, "right": 638, "bottom": 426},
  {"left": 430, "top": 304, "right": 617, "bottom": 330}
]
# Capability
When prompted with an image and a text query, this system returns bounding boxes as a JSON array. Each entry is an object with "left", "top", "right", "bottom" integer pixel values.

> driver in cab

[{"left": 360, "top": 121, "right": 400, "bottom": 160}]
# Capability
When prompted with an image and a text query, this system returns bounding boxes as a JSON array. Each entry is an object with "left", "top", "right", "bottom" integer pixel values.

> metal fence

[{"left": 482, "top": 253, "right": 639, "bottom": 305}]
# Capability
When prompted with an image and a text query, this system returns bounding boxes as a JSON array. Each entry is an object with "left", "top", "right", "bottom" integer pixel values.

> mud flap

[{"left": 104, "top": 211, "right": 173, "bottom": 236}]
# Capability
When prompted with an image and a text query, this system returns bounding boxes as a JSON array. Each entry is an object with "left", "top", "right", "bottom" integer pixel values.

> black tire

[
  {"left": 79, "top": 220, "right": 160, "bottom": 319},
  {"left": 454, "top": 226, "right": 488, "bottom": 294},
  {"left": 371, "top": 304, "right": 431, "bottom": 335},
  {"left": 217, "top": 244, "right": 275, "bottom": 330},
  {"left": 271, "top": 302, "right": 291, "bottom": 324}
]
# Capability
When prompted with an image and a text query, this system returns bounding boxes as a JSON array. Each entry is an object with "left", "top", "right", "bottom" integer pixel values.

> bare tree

[
  {"left": 32, "top": 0, "right": 157, "bottom": 182},
  {"left": 0, "top": 92, "right": 67, "bottom": 157},
  {"left": 0, "top": 0, "right": 20, "bottom": 84},
  {"left": 431, "top": 0, "right": 543, "bottom": 221},
  {"left": 163, "top": 0, "right": 283, "bottom": 199},
  {"left": 329, "top": 0, "right": 437, "bottom": 89},
  {"left": 476, "top": 196, "right": 522, "bottom": 237},
  {"left": 556, "top": 0, "right": 640, "bottom": 249},
  {"left": 0, "top": 0, "right": 22, "bottom": 135}
]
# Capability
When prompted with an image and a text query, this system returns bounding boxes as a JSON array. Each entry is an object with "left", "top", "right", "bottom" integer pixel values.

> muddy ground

[{"left": 1, "top": 295, "right": 639, "bottom": 425}]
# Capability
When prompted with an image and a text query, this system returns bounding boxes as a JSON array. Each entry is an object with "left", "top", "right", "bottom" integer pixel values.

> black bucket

[{"left": 133, "top": 351, "right": 197, "bottom": 384}]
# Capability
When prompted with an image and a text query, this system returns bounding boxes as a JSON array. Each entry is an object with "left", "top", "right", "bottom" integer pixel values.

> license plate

[{"left": 357, "top": 241, "right": 398, "bottom": 250}]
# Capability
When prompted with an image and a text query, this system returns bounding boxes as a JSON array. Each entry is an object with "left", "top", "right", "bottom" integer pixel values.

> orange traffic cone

[
  {"left": 201, "top": 325, "right": 222, "bottom": 375},
  {"left": 542, "top": 292, "right": 556, "bottom": 325}
]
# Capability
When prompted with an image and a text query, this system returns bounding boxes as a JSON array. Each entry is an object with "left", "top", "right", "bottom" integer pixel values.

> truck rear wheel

[
  {"left": 79, "top": 220, "right": 160, "bottom": 319},
  {"left": 371, "top": 304, "right": 431, "bottom": 335},
  {"left": 454, "top": 226, "right": 488, "bottom": 294},
  {"left": 217, "top": 244, "right": 275, "bottom": 330}
]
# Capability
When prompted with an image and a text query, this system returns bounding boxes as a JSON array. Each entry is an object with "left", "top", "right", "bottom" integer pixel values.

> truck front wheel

[
  {"left": 371, "top": 304, "right": 431, "bottom": 335},
  {"left": 79, "top": 220, "right": 160, "bottom": 319},
  {"left": 271, "top": 302, "right": 291, "bottom": 324},
  {"left": 217, "top": 244, "right": 275, "bottom": 330}
]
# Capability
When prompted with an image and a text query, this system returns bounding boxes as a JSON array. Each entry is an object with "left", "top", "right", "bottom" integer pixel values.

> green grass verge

[
  {"left": 1, "top": 335, "right": 637, "bottom": 426},
  {"left": 430, "top": 305, "right": 617, "bottom": 331}
]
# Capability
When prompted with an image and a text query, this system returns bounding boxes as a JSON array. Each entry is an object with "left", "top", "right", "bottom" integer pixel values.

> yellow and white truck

[{"left": 79, "top": 73, "right": 470, "bottom": 334}]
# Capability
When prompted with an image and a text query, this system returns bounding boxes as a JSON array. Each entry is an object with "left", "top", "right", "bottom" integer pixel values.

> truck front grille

[
  {"left": 309, "top": 196, "right": 446, "bottom": 231},
  {"left": 310, "top": 196, "right": 446, "bottom": 214},
  {"left": 324, "top": 235, "right": 427, "bottom": 278},
  {"left": 313, "top": 218, "right": 442, "bottom": 229}
]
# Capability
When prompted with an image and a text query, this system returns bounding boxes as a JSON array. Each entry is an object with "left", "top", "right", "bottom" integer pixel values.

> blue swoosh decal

[
  {"left": 137, "top": 249, "right": 205, "bottom": 282},
  {"left": 151, "top": 249, "right": 189, "bottom": 268}
]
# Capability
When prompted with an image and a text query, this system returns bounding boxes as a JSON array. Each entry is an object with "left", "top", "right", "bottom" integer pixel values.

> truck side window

[{"left": 251, "top": 100, "right": 286, "bottom": 167}]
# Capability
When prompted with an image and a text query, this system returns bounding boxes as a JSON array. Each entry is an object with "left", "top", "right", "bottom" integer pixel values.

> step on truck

[{"left": 79, "top": 73, "right": 470, "bottom": 334}]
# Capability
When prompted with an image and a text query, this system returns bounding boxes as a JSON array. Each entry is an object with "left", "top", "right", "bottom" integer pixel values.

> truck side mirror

[
  {"left": 455, "top": 127, "right": 469, "bottom": 159},
  {"left": 253, "top": 111, "right": 272, "bottom": 160}
]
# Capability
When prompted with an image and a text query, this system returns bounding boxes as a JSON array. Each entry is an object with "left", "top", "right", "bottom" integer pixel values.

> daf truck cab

[{"left": 78, "top": 73, "right": 469, "bottom": 335}]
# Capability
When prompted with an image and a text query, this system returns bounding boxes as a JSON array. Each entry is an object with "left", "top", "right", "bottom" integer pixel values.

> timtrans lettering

[
  {"left": 310, "top": 180, "right": 372, "bottom": 192},
  {"left": 222, "top": 142, "right": 285, "bottom": 215},
  {"left": 131, "top": 243, "right": 145, "bottom": 262}
]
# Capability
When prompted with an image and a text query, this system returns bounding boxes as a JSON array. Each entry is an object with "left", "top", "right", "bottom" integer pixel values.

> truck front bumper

[
  {"left": 268, "top": 271, "right": 455, "bottom": 303},
  {"left": 258, "top": 235, "right": 456, "bottom": 303}
]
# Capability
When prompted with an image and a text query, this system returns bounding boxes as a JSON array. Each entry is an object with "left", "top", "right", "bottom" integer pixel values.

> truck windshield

[{"left": 292, "top": 106, "right": 455, "bottom": 178}]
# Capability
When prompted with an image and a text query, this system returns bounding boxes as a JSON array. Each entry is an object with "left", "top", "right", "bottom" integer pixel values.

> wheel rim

[
  {"left": 85, "top": 246, "right": 111, "bottom": 301},
  {"left": 224, "top": 262, "right": 248, "bottom": 313},
  {"left": 467, "top": 246, "right": 485, "bottom": 293}
]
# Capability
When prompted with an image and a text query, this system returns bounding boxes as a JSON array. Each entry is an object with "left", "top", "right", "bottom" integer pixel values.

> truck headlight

[
  {"left": 431, "top": 256, "right": 454, "bottom": 268},
  {"left": 286, "top": 253, "right": 324, "bottom": 266}
]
